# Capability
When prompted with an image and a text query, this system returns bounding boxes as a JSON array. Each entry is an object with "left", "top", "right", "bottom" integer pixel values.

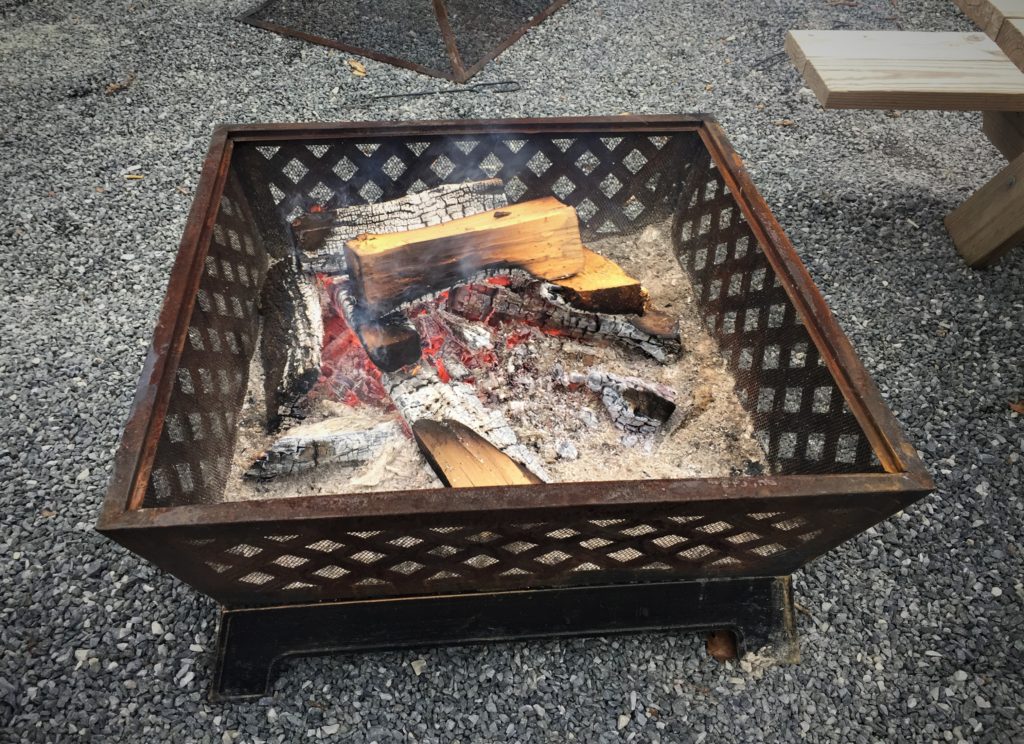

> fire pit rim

[{"left": 97, "top": 114, "right": 932, "bottom": 539}]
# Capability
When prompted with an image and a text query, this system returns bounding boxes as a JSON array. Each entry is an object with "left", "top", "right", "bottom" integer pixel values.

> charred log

[
  {"left": 292, "top": 179, "right": 508, "bottom": 272},
  {"left": 260, "top": 259, "right": 324, "bottom": 431},
  {"left": 245, "top": 419, "right": 399, "bottom": 480},
  {"left": 564, "top": 369, "right": 680, "bottom": 435},
  {"left": 448, "top": 276, "right": 682, "bottom": 363}
]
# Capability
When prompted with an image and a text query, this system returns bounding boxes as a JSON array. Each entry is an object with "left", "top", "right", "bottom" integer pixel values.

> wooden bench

[{"left": 786, "top": 21, "right": 1024, "bottom": 267}]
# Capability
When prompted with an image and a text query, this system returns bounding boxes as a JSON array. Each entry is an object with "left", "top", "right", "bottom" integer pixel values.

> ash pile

[{"left": 226, "top": 178, "right": 766, "bottom": 500}]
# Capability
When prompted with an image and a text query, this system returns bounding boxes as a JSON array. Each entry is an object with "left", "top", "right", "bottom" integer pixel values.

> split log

[
  {"left": 344, "top": 198, "right": 586, "bottom": 316},
  {"left": 260, "top": 259, "right": 324, "bottom": 431},
  {"left": 245, "top": 419, "right": 399, "bottom": 480},
  {"left": 447, "top": 275, "right": 682, "bottom": 363},
  {"left": 384, "top": 364, "right": 550, "bottom": 482},
  {"left": 565, "top": 369, "right": 679, "bottom": 435},
  {"left": 292, "top": 179, "right": 508, "bottom": 272},
  {"left": 551, "top": 247, "right": 647, "bottom": 315},
  {"left": 412, "top": 419, "right": 543, "bottom": 487}
]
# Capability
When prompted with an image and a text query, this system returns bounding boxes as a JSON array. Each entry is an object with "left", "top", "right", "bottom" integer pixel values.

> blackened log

[
  {"left": 260, "top": 259, "right": 324, "bottom": 431},
  {"left": 448, "top": 277, "right": 682, "bottom": 363},
  {"left": 354, "top": 313, "right": 422, "bottom": 373},
  {"left": 245, "top": 419, "right": 398, "bottom": 480}
]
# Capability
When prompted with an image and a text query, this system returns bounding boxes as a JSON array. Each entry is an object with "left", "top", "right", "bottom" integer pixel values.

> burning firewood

[
  {"left": 260, "top": 258, "right": 324, "bottom": 431},
  {"left": 292, "top": 179, "right": 509, "bottom": 272},
  {"left": 412, "top": 419, "right": 543, "bottom": 487},
  {"left": 353, "top": 312, "right": 422, "bottom": 373},
  {"left": 564, "top": 369, "right": 680, "bottom": 435},
  {"left": 551, "top": 247, "right": 647, "bottom": 315},
  {"left": 448, "top": 275, "right": 682, "bottom": 363},
  {"left": 344, "top": 198, "right": 586, "bottom": 316},
  {"left": 384, "top": 364, "right": 550, "bottom": 482},
  {"left": 245, "top": 419, "right": 399, "bottom": 480}
]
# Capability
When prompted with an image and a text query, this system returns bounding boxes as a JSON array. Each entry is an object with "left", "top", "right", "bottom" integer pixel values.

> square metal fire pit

[
  {"left": 239, "top": 0, "right": 571, "bottom": 82},
  {"left": 97, "top": 116, "right": 932, "bottom": 699}
]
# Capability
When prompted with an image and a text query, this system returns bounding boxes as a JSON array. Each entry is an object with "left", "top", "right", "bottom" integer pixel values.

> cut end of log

[
  {"left": 412, "top": 418, "right": 544, "bottom": 488},
  {"left": 353, "top": 313, "right": 422, "bottom": 373}
]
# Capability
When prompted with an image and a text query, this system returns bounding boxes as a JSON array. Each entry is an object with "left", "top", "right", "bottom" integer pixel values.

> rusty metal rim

[
  {"left": 237, "top": 0, "right": 573, "bottom": 84},
  {"left": 97, "top": 115, "right": 932, "bottom": 537}
]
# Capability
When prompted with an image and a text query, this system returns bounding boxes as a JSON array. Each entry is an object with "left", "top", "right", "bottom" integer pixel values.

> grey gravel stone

[{"left": 1, "top": 0, "right": 1023, "bottom": 742}]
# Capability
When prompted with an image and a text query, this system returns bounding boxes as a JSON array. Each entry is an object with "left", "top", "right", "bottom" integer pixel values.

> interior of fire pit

[{"left": 139, "top": 125, "right": 884, "bottom": 510}]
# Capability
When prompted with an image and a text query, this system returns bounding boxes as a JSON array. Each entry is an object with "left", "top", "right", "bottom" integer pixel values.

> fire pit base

[{"left": 211, "top": 576, "right": 798, "bottom": 700}]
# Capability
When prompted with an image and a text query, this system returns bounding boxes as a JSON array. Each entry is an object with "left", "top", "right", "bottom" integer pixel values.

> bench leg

[{"left": 945, "top": 149, "right": 1024, "bottom": 267}]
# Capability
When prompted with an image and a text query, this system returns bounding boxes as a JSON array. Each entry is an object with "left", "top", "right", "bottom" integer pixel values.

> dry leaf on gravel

[
  {"left": 1010, "top": 400, "right": 1024, "bottom": 414},
  {"left": 347, "top": 59, "right": 366, "bottom": 77}
]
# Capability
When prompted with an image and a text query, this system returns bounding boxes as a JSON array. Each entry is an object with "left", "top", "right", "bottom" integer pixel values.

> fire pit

[
  {"left": 239, "top": 0, "right": 571, "bottom": 82},
  {"left": 97, "top": 116, "right": 932, "bottom": 699}
]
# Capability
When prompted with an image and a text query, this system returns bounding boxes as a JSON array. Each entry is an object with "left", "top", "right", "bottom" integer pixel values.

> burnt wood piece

[
  {"left": 344, "top": 198, "right": 586, "bottom": 317},
  {"left": 448, "top": 277, "right": 682, "bottom": 363},
  {"left": 565, "top": 369, "right": 680, "bottom": 435},
  {"left": 292, "top": 179, "right": 509, "bottom": 271},
  {"left": 246, "top": 419, "right": 399, "bottom": 480},
  {"left": 384, "top": 364, "right": 550, "bottom": 481},
  {"left": 412, "top": 419, "right": 544, "bottom": 487},
  {"left": 551, "top": 247, "right": 647, "bottom": 315},
  {"left": 353, "top": 313, "right": 422, "bottom": 373},
  {"left": 260, "top": 259, "right": 324, "bottom": 432},
  {"left": 211, "top": 576, "right": 799, "bottom": 700}
]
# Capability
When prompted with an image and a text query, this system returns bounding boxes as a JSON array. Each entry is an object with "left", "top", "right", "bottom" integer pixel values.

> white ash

[{"left": 384, "top": 364, "right": 551, "bottom": 482}]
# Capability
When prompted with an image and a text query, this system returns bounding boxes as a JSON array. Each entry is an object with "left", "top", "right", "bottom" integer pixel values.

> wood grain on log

[
  {"left": 552, "top": 247, "right": 646, "bottom": 315},
  {"left": 345, "top": 198, "right": 586, "bottom": 316},
  {"left": 412, "top": 419, "right": 543, "bottom": 487},
  {"left": 293, "top": 179, "right": 508, "bottom": 271},
  {"left": 245, "top": 419, "right": 398, "bottom": 480},
  {"left": 260, "top": 259, "right": 324, "bottom": 431}
]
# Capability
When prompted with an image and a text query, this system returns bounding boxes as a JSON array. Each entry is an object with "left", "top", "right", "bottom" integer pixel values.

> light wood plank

[
  {"left": 786, "top": 30, "right": 1004, "bottom": 65},
  {"left": 955, "top": 0, "right": 1024, "bottom": 37},
  {"left": 945, "top": 150, "right": 1024, "bottom": 266},
  {"left": 996, "top": 17, "right": 1024, "bottom": 69},
  {"left": 802, "top": 57, "right": 1024, "bottom": 110},
  {"left": 983, "top": 111, "right": 1024, "bottom": 159}
]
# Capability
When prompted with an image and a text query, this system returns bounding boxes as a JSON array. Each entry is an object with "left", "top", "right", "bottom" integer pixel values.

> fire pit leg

[{"left": 210, "top": 576, "right": 798, "bottom": 700}]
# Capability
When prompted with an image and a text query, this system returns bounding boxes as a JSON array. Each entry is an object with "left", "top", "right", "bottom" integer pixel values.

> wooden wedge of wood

[{"left": 412, "top": 419, "right": 543, "bottom": 487}]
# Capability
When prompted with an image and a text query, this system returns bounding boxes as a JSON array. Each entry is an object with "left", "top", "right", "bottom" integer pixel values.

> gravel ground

[{"left": 2, "top": 0, "right": 1022, "bottom": 741}]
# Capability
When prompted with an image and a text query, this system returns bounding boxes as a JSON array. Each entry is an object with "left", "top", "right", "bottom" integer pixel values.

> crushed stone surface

[{"left": 1, "top": 0, "right": 1022, "bottom": 741}]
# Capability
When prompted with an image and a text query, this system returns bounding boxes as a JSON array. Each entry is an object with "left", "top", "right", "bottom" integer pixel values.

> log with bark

[
  {"left": 260, "top": 258, "right": 324, "bottom": 431},
  {"left": 292, "top": 179, "right": 508, "bottom": 272},
  {"left": 246, "top": 419, "right": 399, "bottom": 480},
  {"left": 447, "top": 274, "right": 682, "bottom": 363},
  {"left": 344, "top": 197, "right": 586, "bottom": 316}
]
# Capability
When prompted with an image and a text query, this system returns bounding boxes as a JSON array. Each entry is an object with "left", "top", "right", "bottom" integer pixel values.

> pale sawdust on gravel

[{"left": 221, "top": 218, "right": 766, "bottom": 502}]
